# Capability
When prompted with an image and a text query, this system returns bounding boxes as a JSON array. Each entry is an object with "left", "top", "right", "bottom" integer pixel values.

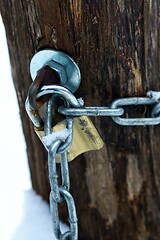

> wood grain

[{"left": 1, "top": 1, "right": 160, "bottom": 239}]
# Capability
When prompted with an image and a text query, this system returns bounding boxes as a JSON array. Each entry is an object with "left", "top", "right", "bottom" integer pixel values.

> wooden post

[{"left": 1, "top": 1, "right": 160, "bottom": 239}]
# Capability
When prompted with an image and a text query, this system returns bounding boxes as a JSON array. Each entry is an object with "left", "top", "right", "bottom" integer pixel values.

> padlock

[
  {"left": 26, "top": 84, "right": 104, "bottom": 162},
  {"left": 26, "top": 49, "right": 104, "bottom": 161},
  {"left": 34, "top": 116, "right": 104, "bottom": 162}
]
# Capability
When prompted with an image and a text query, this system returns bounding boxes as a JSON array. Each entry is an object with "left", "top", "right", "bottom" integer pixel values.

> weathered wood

[{"left": 1, "top": 1, "right": 160, "bottom": 239}]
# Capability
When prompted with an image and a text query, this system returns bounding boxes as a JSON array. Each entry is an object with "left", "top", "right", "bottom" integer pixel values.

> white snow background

[{"left": 0, "top": 15, "right": 68, "bottom": 240}]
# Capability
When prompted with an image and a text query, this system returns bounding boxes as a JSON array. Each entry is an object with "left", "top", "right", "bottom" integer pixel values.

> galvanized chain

[
  {"left": 58, "top": 96, "right": 160, "bottom": 126},
  {"left": 26, "top": 85, "right": 160, "bottom": 128},
  {"left": 26, "top": 49, "right": 160, "bottom": 240},
  {"left": 44, "top": 96, "right": 78, "bottom": 240},
  {"left": 26, "top": 83, "right": 160, "bottom": 240}
]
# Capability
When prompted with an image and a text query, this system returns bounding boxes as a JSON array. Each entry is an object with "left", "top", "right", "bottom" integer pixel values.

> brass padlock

[
  {"left": 27, "top": 50, "right": 104, "bottom": 162},
  {"left": 35, "top": 116, "right": 104, "bottom": 162}
]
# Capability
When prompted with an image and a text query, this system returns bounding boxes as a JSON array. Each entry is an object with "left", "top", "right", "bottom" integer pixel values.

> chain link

[
  {"left": 26, "top": 84, "right": 160, "bottom": 128},
  {"left": 44, "top": 96, "right": 78, "bottom": 240},
  {"left": 26, "top": 83, "right": 160, "bottom": 240},
  {"left": 111, "top": 97, "right": 160, "bottom": 126},
  {"left": 58, "top": 106, "right": 124, "bottom": 117},
  {"left": 58, "top": 97, "right": 160, "bottom": 126},
  {"left": 26, "top": 84, "right": 79, "bottom": 239},
  {"left": 26, "top": 49, "right": 160, "bottom": 240}
]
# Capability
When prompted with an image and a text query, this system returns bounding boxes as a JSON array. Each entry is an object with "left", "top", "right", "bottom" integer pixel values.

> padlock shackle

[
  {"left": 26, "top": 84, "right": 81, "bottom": 129},
  {"left": 28, "top": 66, "right": 60, "bottom": 109},
  {"left": 37, "top": 85, "right": 81, "bottom": 108},
  {"left": 25, "top": 97, "right": 44, "bottom": 129}
]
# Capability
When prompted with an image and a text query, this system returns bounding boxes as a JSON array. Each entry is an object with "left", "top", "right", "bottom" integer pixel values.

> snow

[
  {"left": 77, "top": 97, "right": 84, "bottom": 106},
  {"left": 10, "top": 190, "right": 53, "bottom": 240},
  {"left": 11, "top": 190, "right": 68, "bottom": 240},
  {"left": 0, "top": 15, "right": 67, "bottom": 240},
  {"left": 147, "top": 90, "right": 160, "bottom": 101},
  {"left": 42, "top": 128, "right": 71, "bottom": 147}
]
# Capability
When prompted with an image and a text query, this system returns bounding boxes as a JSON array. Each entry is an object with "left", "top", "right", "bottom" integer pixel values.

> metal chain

[
  {"left": 58, "top": 96, "right": 160, "bottom": 126},
  {"left": 26, "top": 50, "right": 160, "bottom": 240},
  {"left": 26, "top": 85, "right": 160, "bottom": 130},
  {"left": 44, "top": 96, "right": 78, "bottom": 240},
  {"left": 26, "top": 83, "right": 160, "bottom": 240}
]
